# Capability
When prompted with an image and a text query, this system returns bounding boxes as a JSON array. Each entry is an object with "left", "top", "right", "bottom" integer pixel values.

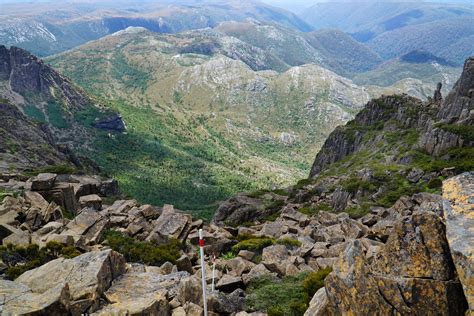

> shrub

[
  {"left": 277, "top": 237, "right": 302, "bottom": 248},
  {"left": 246, "top": 273, "right": 310, "bottom": 315},
  {"left": 246, "top": 189, "right": 271, "bottom": 198},
  {"left": 268, "top": 306, "right": 285, "bottom": 316},
  {"left": 232, "top": 236, "right": 275, "bottom": 253},
  {"left": 0, "top": 242, "right": 81, "bottom": 280},
  {"left": 427, "top": 178, "right": 443, "bottom": 189},
  {"left": 437, "top": 123, "right": 474, "bottom": 142},
  {"left": 102, "top": 230, "right": 181, "bottom": 265},
  {"left": 302, "top": 267, "right": 332, "bottom": 303},
  {"left": 221, "top": 251, "right": 237, "bottom": 260}
]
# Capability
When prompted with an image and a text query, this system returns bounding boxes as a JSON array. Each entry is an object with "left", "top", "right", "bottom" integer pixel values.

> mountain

[
  {"left": 215, "top": 20, "right": 383, "bottom": 76},
  {"left": 0, "top": 0, "right": 312, "bottom": 57},
  {"left": 303, "top": 28, "right": 383, "bottom": 77},
  {"left": 0, "top": 56, "right": 471, "bottom": 316},
  {"left": 0, "top": 45, "right": 122, "bottom": 174},
  {"left": 299, "top": 2, "right": 474, "bottom": 64},
  {"left": 366, "top": 16, "right": 474, "bottom": 64},
  {"left": 353, "top": 50, "right": 462, "bottom": 93}
]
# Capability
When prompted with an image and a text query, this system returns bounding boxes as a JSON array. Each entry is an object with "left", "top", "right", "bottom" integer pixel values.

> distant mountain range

[
  {"left": 0, "top": 0, "right": 311, "bottom": 56},
  {"left": 300, "top": 1, "right": 474, "bottom": 64}
]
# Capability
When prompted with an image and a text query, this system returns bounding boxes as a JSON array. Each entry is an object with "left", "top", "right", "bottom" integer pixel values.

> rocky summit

[{"left": 0, "top": 54, "right": 472, "bottom": 315}]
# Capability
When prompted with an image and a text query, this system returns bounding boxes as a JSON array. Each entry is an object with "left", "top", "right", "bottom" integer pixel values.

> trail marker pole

[
  {"left": 199, "top": 229, "right": 208, "bottom": 316},
  {"left": 211, "top": 254, "right": 216, "bottom": 292}
]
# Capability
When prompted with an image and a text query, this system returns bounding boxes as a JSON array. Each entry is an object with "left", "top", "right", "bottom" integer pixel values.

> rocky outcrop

[
  {"left": 16, "top": 249, "right": 126, "bottom": 314},
  {"left": 442, "top": 172, "right": 474, "bottom": 312},
  {"left": 324, "top": 211, "right": 468, "bottom": 315}
]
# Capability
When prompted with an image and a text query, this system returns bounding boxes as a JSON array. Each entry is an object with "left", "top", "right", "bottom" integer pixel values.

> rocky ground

[{"left": 0, "top": 169, "right": 472, "bottom": 315}]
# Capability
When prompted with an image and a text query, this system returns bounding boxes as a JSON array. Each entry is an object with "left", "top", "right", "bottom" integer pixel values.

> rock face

[
  {"left": 93, "top": 269, "right": 189, "bottom": 315},
  {"left": 324, "top": 211, "right": 468, "bottom": 315},
  {"left": 442, "top": 172, "right": 474, "bottom": 312},
  {"left": 16, "top": 249, "right": 126, "bottom": 314},
  {"left": 0, "top": 46, "right": 124, "bottom": 173},
  {"left": 0, "top": 280, "right": 70, "bottom": 315},
  {"left": 0, "top": 101, "right": 72, "bottom": 173}
]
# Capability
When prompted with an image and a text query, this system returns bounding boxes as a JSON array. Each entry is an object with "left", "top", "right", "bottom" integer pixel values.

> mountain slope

[
  {"left": 0, "top": 45, "right": 120, "bottom": 174},
  {"left": 367, "top": 17, "right": 474, "bottom": 64},
  {"left": 215, "top": 20, "right": 383, "bottom": 77},
  {"left": 353, "top": 51, "right": 462, "bottom": 93},
  {"left": 0, "top": 0, "right": 312, "bottom": 57}
]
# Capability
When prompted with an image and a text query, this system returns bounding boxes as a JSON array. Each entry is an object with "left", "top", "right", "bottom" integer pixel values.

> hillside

[
  {"left": 0, "top": 0, "right": 312, "bottom": 57},
  {"left": 46, "top": 27, "right": 379, "bottom": 216},
  {"left": 215, "top": 20, "right": 383, "bottom": 77},
  {"left": 0, "top": 45, "right": 122, "bottom": 174},
  {"left": 353, "top": 51, "right": 462, "bottom": 92}
]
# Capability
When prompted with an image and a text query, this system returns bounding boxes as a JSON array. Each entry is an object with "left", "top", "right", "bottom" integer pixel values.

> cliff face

[
  {"left": 0, "top": 46, "right": 89, "bottom": 108},
  {"left": 0, "top": 46, "right": 124, "bottom": 173},
  {"left": 310, "top": 56, "right": 473, "bottom": 177},
  {"left": 0, "top": 101, "right": 73, "bottom": 172}
]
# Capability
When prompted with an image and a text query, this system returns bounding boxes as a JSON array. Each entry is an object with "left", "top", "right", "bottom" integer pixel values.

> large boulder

[
  {"left": 146, "top": 205, "right": 192, "bottom": 243},
  {"left": 93, "top": 269, "right": 188, "bottom": 315},
  {"left": 0, "top": 280, "right": 70, "bottom": 315},
  {"left": 60, "top": 208, "right": 109, "bottom": 245},
  {"left": 31, "top": 173, "right": 57, "bottom": 191},
  {"left": 16, "top": 249, "right": 126, "bottom": 314},
  {"left": 442, "top": 172, "right": 474, "bottom": 312},
  {"left": 325, "top": 211, "right": 468, "bottom": 315}
]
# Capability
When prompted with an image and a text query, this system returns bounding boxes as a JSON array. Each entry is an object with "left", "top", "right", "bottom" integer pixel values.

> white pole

[
  {"left": 199, "top": 229, "right": 208, "bottom": 316},
  {"left": 211, "top": 255, "right": 216, "bottom": 292}
]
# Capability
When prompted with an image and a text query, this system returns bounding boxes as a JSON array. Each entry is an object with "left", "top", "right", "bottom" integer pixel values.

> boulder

[
  {"left": 79, "top": 194, "right": 102, "bottom": 211},
  {"left": 442, "top": 172, "right": 474, "bottom": 311},
  {"left": 16, "top": 249, "right": 126, "bottom": 314},
  {"left": 261, "top": 244, "right": 289, "bottom": 275},
  {"left": 176, "top": 254, "right": 194, "bottom": 274},
  {"left": 242, "top": 264, "right": 276, "bottom": 285},
  {"left": 146, "top": 206, "right": 191, "bottom": 243},
  {"left": 183, "top": 302, "right": 203, "bottom": 316},
  {"left": 0, "top": 280, "right": 70, "bottom": 315},
  {"left": 223, "top": 257, "right": 255, "bottom": 277},
  {"left": 24, "top": 191, "right": 49, "bottom": 210},
  {"left": 216, "top": 274, "right": 243, "bottom": 293},
  {"left": 304, "top": 287, "right": 328, "bottom": 316},
  {"left": 96, "top": 270, "right": 188, "bottom": 316},
  {"left": 31, "top": 173, "right": 57, "bottom": 191},
  {"left": 61, "top": 208, "right": 109, "bottom": 245},
  {"left": 208, "top": 289, "right": 246, "bottom": 314},
  {"left": 325, "top": 211, "right": 468, "bottom": 315},
  {"left": 177, "top": 276, "right": 202, "bottom": 306},
  {"left": 3, "top": 229, "right": 30, "bottom": 246}
]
